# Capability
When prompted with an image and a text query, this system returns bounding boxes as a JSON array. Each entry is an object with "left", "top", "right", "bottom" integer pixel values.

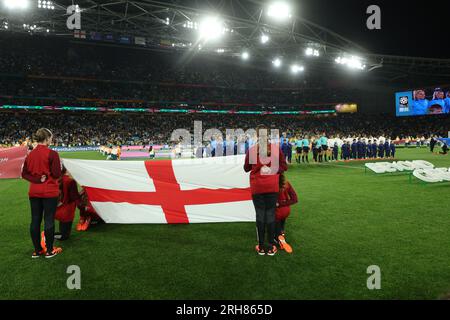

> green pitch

[{"left": 1, "top": 149, "right": 449, "bottom": 300}]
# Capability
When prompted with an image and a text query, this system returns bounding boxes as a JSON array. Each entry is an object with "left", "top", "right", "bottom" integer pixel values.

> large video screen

[{"left": 396, "top": 88, "right": 450, "bottom": 116}]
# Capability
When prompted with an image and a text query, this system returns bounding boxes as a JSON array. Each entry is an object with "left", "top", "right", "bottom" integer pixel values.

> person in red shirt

[
  {"left": 54, "top": 166, "right": 80, "bottom": 239},
  {"left": 22, "top": 128, "right": 63, "bottom": 258},
  {"left": 244, "top": 127, "right": 288, "bottom": 256},
  {"left": 40, "top": 166, "right": 80, "bottom": 248},
  {"left": 76, "top": 187, "right": 103, "bottom": 231},
  {"left": 275, "top": 173, "right": 298, "bottom": 253}
]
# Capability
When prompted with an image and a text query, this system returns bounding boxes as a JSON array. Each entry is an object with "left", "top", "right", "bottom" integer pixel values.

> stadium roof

[{"left": 1, "top": 0, "right": 450, "bottom": 83}]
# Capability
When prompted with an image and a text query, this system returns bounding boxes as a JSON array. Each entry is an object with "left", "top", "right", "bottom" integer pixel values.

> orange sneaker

[
  {"left": 40, "top": 231, "right": 47, "bottom": 251},
  {"left": 45, "top": 247, "right": 63, "bottom": 259},
  {"left": 278, "top": 235, "right": 293, "bottom": 253},
  {"left": 81, "top": 216, "right": 91, "bottom": 231},
  {"left": 76, "top": 217, "right": 85, "bottom": 231}
]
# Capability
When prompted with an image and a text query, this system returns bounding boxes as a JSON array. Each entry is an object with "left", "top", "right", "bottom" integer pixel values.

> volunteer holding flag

[
  {"left": 244, "top": 126, "right": 288, "bottom": 256},
  {"left": 22, "top": 128, "right": 63, "bottom": 259}
]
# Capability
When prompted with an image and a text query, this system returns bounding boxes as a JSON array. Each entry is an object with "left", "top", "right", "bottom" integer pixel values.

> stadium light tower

[
  {"left": 3, "top": 0, "right": 30, "bottom": 10},
  {"left": 267, "top": 2, "right": 292, "bottom": 21},
  {"left": 198, "top": 16, "right": 225, "bottom": 41}
]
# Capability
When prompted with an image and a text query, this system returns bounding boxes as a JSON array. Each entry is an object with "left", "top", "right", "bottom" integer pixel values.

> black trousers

[
  {"left": 56, "top": 221, "right": 73, "bottom": 240},
  {"left": 275, "top": 219, "right": 286, "bottom": 238},
  {"left": 29, "top": 197, "right": 58, "bottom": 252},
  {"left": 252, "top": 193, "right": 278, "bottom": 248}
]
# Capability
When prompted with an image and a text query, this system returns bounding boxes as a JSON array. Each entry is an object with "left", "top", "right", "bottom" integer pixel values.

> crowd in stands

[
  {"left": 1, "top": 112, "right": 449, "bottom": 148},
  {"left": 0, "top": 34, "right": 358, "bottom": 108},
  {"left": 0, "top": 34, "right": 448, "bottom": 149}
]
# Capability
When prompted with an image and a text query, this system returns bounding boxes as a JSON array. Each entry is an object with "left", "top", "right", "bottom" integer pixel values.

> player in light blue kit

[
  {"left": 444, "top": 91, "right": 450, "bottom": 114},
  {"left": 411, "top": 89, "right": 429, "bottom": 115},
  {"left": 302, "top": 136, "right": 310, "bottom": 163},
  {"left": 427, "top": 88, "right": 445, "bottom": 114},
  {"left": 320, "top": 133, "right": 328, "bottom": 162}
]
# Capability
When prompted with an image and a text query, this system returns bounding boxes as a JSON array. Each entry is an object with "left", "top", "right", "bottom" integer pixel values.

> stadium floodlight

[
  {"left": 38, "top": 0, "right": 55, "bottom": 10},
  {"left": 261, "top": 34, "right": 269, "bottom": 44},
  {"left": 336, "top": 55, "right": 366, "bottom": 70},
  {"left": 272, "top": 58, "right": 282, "bottom": 68},
  {"left": 241, "top": 51, "right": 250, "bottom": 60},
  {"left": 3, "top": 0, "right": 30, "bottom": 10},
  {"left": 216, "top": 48, "right": 225, "bottom": 53},
  {"left": 290, "top": 64, "right": 304, "bottom": 74},
  {"left": 267, "top": 2, "right": 292, "bottom": 21},
  {"left": 183, "top": 20, "right": 198, "bottom": 29},
  {"left": 198, "top": 16, "right": 225, "bottom": 41},
  {"left": 305, "top": 47, "right": 320, "bottom": 57}
]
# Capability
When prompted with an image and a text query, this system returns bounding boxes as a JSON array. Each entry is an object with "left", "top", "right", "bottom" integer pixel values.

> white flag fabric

[{"left": 63, "top": 155, "right": 256, "bottom": 224}]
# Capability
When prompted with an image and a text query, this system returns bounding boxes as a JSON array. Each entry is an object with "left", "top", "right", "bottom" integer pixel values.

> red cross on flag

[{"left": 63, "top": 156, "right": 255, "bottom": 224}]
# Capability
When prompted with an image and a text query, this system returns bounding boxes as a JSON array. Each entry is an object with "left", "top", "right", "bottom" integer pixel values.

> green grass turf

[{"left": 0, "top": 148, "right": 449, "bottom": 300}]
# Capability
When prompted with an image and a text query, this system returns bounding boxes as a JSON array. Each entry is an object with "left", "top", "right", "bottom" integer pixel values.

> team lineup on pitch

[{"left": 1, "top": 148, "right": 449, "bottom": 299}]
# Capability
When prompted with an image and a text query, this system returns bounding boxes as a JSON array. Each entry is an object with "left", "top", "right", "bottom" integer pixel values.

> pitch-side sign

[{"left": 365, "top": 160, "right": 450, "bottom": 183}]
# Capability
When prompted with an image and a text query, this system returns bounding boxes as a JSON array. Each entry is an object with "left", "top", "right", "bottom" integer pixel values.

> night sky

[{"left": 298, "top": 0, "right": 450, "bottom": 58}]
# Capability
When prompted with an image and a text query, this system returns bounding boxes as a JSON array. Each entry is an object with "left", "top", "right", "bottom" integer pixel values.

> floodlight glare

[
  {"left": 267, "top": 2, "right": 292, "bottom": 21},
  {"left": 291, "top": 64, "right": 304, "bottom": 74},
  {"left": 261, "top": 34, "right": 269, "bottom": 44},
  {"left": 336, "top": 55, "right": 366, "bottom": 70},
  {"left": 198, "top": 16, "right": 225, "bottom": 41},
  {"left": 242, "top": 51, "right": 249, "bottom": 60},
  {"left": 272, "top": 58, "right": 282, "bottom": 68},
  {"left": 4, "top": 0, "right": 29, "bottom": 10},
  {"left": 38, "top": 0, "right": 55, "bottom": 10},
  {"left": 305, "top": 47, "right": 320, "bottom": 57}
]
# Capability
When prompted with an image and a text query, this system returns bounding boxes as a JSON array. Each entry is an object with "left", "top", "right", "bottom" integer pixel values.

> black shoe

[
  {"left": 45, "top": 247, "right": 62, "bottom": 259},
  {"left": 255, "top": 245, "right": 266, "bottom": 256},
  {"left": 31, "top": 249, "right": 46, "bottom": 259},
  {"left": 267, "top": 245, "right": 278, "bottom": 256}
]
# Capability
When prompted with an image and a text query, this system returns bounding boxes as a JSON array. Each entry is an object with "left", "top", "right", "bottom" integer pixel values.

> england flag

[{"left": 63, "top": 156, "right": 255, "bottom": 224}]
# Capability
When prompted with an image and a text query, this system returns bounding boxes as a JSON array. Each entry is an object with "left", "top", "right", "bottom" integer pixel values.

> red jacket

[
  {"left": 22, "top": 144, "right": 62, "bottom": 198},
  {"left": 275, "top": 182, "right": 298, "bottom": 221},
  {"left": 244, "top": 144, "right": 288, "bottom": 195},
  {"left": 55, "top": 175, "right": 80, "bottom": 223}
]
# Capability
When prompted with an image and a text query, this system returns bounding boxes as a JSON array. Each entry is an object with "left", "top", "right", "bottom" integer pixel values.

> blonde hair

[{"left": 33, "top": 128, "right": 53, "bottom": 143}]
